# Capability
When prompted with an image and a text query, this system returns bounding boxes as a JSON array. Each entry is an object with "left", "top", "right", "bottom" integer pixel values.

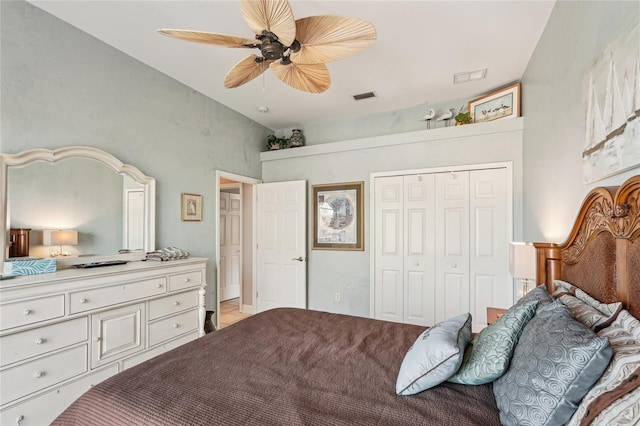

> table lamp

[
  {"left": 43, "top": 229, "right": 78, "bottom": 257},
  {"left": 509, "top": 242, "right": 536, "bottom": 298}
]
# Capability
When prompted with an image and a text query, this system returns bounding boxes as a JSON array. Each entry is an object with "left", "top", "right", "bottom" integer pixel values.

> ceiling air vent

[{"left": 352, "top": 91, "right": 376, "bottom": 101}]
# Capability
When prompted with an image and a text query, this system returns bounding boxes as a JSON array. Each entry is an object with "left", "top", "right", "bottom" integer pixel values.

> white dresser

[{"left": 0, "top": 258, "right": 208, "bottom": 426}]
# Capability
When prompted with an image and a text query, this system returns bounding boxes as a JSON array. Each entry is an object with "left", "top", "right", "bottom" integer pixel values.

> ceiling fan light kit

[{"left": 158, "top": 0, "right": 376, "bottom": 94}]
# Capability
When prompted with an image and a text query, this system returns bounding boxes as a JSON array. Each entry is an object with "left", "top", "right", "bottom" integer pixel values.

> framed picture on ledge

[
  {"left": 181, "top": 193, "right": 202, "bottom": 221},
  {"left": 312, "top": 181, "right": 364, "bottom": 251},
  {"left": 468, "top": 82, "right": 521, "bottom": 124}
]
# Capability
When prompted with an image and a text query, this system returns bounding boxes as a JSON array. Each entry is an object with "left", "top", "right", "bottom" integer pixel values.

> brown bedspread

[{"left": 53, "top": 308, "right": 501, "bottom": 426}]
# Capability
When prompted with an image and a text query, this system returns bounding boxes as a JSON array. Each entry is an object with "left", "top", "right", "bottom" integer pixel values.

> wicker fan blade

[
  {"left": 158, "top": 29, "right": 259, "bottom": 48},
  {"left": 240, "top": 0, "right": 296, "bottom": 47},
  {"left": 224, "top": 55, "right": 271, "bottom": 88},
  {"left": 270, "top": 61, "right": 330, "bottom": 93},
  {"left": 291, "top": 16, "right": 376, "bottom": 64}
]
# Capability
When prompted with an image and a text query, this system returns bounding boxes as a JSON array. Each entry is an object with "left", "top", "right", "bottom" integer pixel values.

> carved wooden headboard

[{"left": 535, "top": 175, "right": 640, "bottom": 319}]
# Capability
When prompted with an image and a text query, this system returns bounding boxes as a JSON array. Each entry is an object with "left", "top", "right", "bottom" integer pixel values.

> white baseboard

[{"left": 241, "top": 304, "right": 255, "bottom": 314}]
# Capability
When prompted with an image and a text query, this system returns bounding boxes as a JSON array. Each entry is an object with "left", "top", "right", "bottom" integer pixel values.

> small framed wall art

[
  {"left": 468, "top": 82, "right": 521, "bottom": 123},
  {"left": 181, "top": 193, "right": 202, "bottom": 221},
  {"left": 312, "top": 181, "right": 364, "bottom": 251}
]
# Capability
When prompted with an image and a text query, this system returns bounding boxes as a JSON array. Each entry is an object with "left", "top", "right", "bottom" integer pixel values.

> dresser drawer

[
  {"left": 0, "top": 295, "right": 65, "bottom": 331},
  {"left": 148, "top": 309, "right": 198, "bottom": 347},
  {"left": 168, "top": 271, "right": 202, "bottom": 292},
  {"left": 69, "top": 277, "right": 167, "bottom": 314},
  {"left": 1, "top": 317, "right": 88, "bottom": 365},
  {"left": 0, "top": 363, "right": 117, "bottom": 426},
  {"left": 0, "top": 345, "right": 87, "bottom": 405},
  {"left": 148, "top": 290, "right": 199, "bottom": 320}
]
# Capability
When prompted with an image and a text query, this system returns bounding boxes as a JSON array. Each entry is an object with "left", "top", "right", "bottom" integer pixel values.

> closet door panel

[
  {"left": 374, "top": 176, "right": 404, "bottom": 323},
  {"left": 435, "top": 172, "right": 470, "bottom": 323},
  {"left": 404, "top": 174, "right": 435, "bottom": 326},
  {"left": 470, "top": 168, "right": 509, "bottom": 329}
]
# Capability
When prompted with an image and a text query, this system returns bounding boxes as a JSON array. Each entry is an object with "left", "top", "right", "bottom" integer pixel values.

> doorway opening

[{"left": 215, "top": 171, "right": 260, "bottom": 329}]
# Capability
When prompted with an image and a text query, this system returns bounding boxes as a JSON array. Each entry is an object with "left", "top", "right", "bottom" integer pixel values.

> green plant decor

[
  {"left": 454, "top": 112, "right": 473, "bottom": 125},
  {"left": 266, "top": 135, "right": 289, "bottom": 150}
]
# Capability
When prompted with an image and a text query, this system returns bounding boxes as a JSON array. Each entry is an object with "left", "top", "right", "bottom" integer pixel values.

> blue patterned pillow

[
  {"left": 493, "top": 301, "right": 612, "bottom": 426},
  {"left": 396, "top": 313, "right": 472, "bottom": 395},
  {"left": 448, "top": 301, "right": 537, "bottom": 385}
]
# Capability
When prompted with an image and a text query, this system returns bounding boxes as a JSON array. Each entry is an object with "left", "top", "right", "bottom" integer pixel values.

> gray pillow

[
  {"left": 493, "top": 301, "right": 612, "bottom": 426},
  {"left": 396, "top": 313, "right": 472, "bottom": 395},
  {"left": 448, "top": 300, "right": 537, "bottom": 385},
  {"left": 516, "top": 284, "right": 553, "bottom": 310}
]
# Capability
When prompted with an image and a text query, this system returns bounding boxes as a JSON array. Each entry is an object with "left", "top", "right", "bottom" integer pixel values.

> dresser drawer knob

[
  {"left": 34, "top": 371, "right": 45, "bottom": 379},
  {"left": 80, "top": 298, "right": 88, "bottom": 304},
  {"left": 23, "top": 309, "right": 32, "bottom": 316},
  {"left": 94, "top": 336, "right": 101, "bottom": 342},
  {"left": 173, "top": 323, "right": 180, "bottom": 329},
  {"left": 35, "top": 338, "right": 45, "bottom": 345},
  {"left": 156, "top": 283, "right": 163, "bottom": 289},
  {"left": 16, "top": 414, "right": 24, "bottom": 425},
  {"left": 173, "top": 301, "right": 180, "bottom": 307},
  {"left": 184, "top": 278, "right": 190, "bottom": 283}
]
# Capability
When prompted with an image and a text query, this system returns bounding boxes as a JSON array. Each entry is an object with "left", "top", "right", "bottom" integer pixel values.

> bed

[{"left": 53, "top": 175, "right": 640, "bottom": 426}]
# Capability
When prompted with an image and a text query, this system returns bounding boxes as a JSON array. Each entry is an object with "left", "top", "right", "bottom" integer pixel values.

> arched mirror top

[
  {"left": 2, "top": 146, "right": 155, "bottom": 185},
  {"left": 1, "top": 146, "right": 155, "bottom": 273}
]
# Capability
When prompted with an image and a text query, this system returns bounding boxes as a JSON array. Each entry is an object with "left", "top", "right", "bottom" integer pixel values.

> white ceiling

[{"left": 28, "top": 1, "right": 555, "bottom": 130}]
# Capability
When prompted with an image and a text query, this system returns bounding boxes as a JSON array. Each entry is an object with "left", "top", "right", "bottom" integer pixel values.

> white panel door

[
  {"left": 374, "top": 176, "right": 404, "bottom": 323},
  {"left": 256, "top": 180, "right": 307, "bottom": 312},
  {"left": 435, "top": 171, "right": 470, "bottom": 324},
  {"left": 403, "top": 174, "right": 436, "bottom": 326},
  {"left": 220, "top": 192, "right": 242, "bottom": 301},
  {"left": 469, "top": 168, "right": 509, "bottom": 331}
]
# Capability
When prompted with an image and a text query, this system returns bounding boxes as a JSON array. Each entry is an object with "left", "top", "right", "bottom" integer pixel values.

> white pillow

[{"left": 396, "top": 313, "right": 472, "bottom": 395}]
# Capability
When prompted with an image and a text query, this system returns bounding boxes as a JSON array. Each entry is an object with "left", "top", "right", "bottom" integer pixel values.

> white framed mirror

[{"left": 1, "top": 146, "right": 155, "bottom": 272}]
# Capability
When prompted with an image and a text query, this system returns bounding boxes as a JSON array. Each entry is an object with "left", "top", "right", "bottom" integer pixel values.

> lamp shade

[
  {"left": 509, "top": 242, "right": 536, "bottom": 280},
  {"left": 43, "top": 230, "right": 78, "bottom": 246}
]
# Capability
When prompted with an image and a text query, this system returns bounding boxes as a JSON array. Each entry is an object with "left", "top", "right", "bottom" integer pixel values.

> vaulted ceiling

[{"left": 28, "top": 1, "right": 555, "bottom": 130}]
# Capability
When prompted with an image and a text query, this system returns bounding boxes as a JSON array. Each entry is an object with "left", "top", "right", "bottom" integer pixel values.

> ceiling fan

[{"left": 158, "top": 0, "right": 376, "bottom": 94}]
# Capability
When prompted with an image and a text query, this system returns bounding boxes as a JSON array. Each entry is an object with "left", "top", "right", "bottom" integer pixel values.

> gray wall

[
  {"left": 1, "top": 1, "right": 271, "bottom": 309},
  {"left": 263, "top": 123, "right": 524, "bottom": 317},
  {"left": 521, "top": 1, "right": 640, "bottom": 242}
]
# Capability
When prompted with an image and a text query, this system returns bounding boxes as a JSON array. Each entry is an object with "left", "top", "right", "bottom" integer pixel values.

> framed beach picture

[
  {"left": 312, "top": 181, "right": 364, "bottom": 251},
  {"left": 181, "top": 193, "right": 202, "bottom": 221},
  {"left": 468, "top": 82, "right": 521, "bottom": 123}
]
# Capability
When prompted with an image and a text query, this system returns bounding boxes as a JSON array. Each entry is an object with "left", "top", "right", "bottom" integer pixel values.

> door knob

[{"left": 292, "top": 256, "right": 305, "bottom": 262}]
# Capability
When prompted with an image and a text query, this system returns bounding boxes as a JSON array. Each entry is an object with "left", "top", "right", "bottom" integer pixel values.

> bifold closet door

[
  {"left": 374, "top": 167, "right": 509, "bottom": 330},
  {"left": 469, "top": 168, "right": 509, "bottom": 330},
  {"left": 434, "top": 171, "right": 470, "bottom": 324},
  {"left": 374, "top": 176, "right": 404, "bottom": 324},
  {"left": 403, "top": 174, "right": 436, "bottom": 326},
  {"left": 374, "top": 175, "right": 436, "bottom": 326}
]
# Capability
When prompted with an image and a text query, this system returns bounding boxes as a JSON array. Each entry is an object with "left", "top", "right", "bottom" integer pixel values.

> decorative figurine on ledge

[{"left": 289, "top": 129, "right": 305, "bottom": 147}]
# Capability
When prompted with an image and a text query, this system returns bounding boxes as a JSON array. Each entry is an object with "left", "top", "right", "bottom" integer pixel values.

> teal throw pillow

[{"left": 448, "top": 300, "right": 537, "bottom": 385}]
